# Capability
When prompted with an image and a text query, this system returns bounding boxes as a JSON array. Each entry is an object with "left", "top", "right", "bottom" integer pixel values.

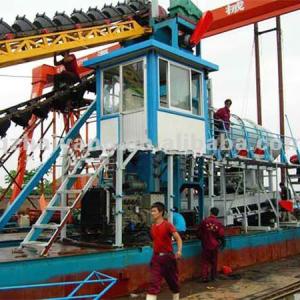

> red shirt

[
  {"left": 62, "top": 54, "right": 80, "bottom": 76},
  {"left": 214, "top": 106, "right": 230, "bottom": 130},
  {"left": 198, "top": 215, "right": 224, "bottom": 250},
  {"left": 150, "top": 220, "right": 177, "bottom": 254}
]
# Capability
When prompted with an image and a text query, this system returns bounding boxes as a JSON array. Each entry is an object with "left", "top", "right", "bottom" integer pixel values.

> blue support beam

[
  {"left": 147, "top": 51, "right": 158, "bottom": 145},
  {"left": 0, "top": 101, "right": 96, "bottom": 230},
  {"left": 96, "top": 69, "right": 102, "bottom": 142}
]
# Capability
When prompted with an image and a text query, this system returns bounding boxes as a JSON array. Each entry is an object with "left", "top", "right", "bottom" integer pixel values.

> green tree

[{"left": 4, "top": 169, "right": 53, "bottom": 197}]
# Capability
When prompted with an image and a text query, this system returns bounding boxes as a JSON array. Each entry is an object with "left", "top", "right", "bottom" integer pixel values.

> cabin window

[
  {"left": 158, "top": 58, "right": 203, "bottom": 116},
  {"left": 192, "top": 70, "right": 202, "bottom": 115},
  {"left": 170, "top": 64, "right": 191, "bottom": 111},
  {"left": 159, "top": 59, "right": 168, "bottom": 108},
  {"left": 122, "top": 61, "right": 144, "bottom": 112},
  {"left": 103, "top": 67, "right": 120, "bottom": 115}
]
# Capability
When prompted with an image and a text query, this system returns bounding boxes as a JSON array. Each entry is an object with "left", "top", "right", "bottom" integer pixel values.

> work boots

[
  {"left": 146, "top": 294, "right": 157, "bottom": 300},
  {"left": 145, "top": 293, "right": 179, "bottom": 299}
]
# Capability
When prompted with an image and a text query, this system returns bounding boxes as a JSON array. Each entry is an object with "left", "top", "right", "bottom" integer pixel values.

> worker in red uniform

[
  {"left": 198, "top": 207, "right": 225, "bottom": 282},
  {"left": 146, "top": 202, "right": 182, "bottom": 300},
  {"left": 214, "top": 99, "right": 232, "bottom": 132},
  {"left": 214, "top": 99, "right": 232, "bottom": 150},
  {"left": 53, "top": 50, "right": 81, "bottom": 89},
  {"left": 279, "top": 182, "right": 293, "bottom": 221}
]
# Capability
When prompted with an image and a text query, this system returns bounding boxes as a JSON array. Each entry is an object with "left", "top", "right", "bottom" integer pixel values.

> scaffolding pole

[
  {"left": 114, "top": 145, "right": 123, "bottom": 247},
  {"left": 168, "top": 155, "right": 174, "bottom": 223},
  {"left": 257, "top": 167, "right": 261, "bottom": 227},
  {"left": 275, "top": 166, "right": 280, "bottom": 229}
]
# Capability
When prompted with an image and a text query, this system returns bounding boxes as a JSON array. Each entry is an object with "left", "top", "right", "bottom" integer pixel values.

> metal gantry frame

[
  {"left": 0, "top": 21, "right": 151, "bottom": 68},
  {"left": 209, "top": 158, "right": 283, "bottom": 233}
]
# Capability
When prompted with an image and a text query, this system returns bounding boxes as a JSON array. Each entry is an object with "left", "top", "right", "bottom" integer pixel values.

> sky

[{"left": 0, "top": 0, "right": 300, "bottom": 186}]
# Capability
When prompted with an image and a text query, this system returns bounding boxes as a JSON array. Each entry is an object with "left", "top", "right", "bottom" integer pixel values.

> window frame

[
  {"left": 158, "top": 57, "right": 204, "bottom": 116},
  {"left": 121, "top": 58, "right": 146, "bottom": 114},
  {"left": 101, "top": 57, "right": 146, "bottom": 116},
  {"left": 102, "top": 65, "right": 121, "bottom": 116}
]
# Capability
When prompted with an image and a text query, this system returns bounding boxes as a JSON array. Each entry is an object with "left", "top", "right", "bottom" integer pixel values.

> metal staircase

[
  {"left": 0, "top": 99, "right": 96, "bottom": 230},
  {"left": 285, "top": 114, "right": 300, "bottom": 201},
  {"left": 286, "top": 168, "right": 300, "bottom": 201},
  {"left": 21, "top": 147, "right": 116, "bottom": 256}
]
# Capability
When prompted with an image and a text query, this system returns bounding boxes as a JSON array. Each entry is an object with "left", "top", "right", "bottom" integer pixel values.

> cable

[
  {"left": 241, "top": 38, "right": 255, "bottom": 119},
  {"left": 0, "top": 74, "right": 52, "bottom": 80}
]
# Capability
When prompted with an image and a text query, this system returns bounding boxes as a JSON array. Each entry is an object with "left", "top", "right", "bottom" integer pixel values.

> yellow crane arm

[{"left": 0, "top": 20, "right": 151, "bottom": 68}]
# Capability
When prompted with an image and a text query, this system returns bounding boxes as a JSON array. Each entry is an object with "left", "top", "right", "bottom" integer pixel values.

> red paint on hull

[{"left": 3, "top": 238, "right": 300, "bottom": 299}]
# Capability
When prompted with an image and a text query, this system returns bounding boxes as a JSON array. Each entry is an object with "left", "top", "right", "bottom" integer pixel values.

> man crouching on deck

[{"left": 146, "top": 202, "right": 182, "bottom": 300}]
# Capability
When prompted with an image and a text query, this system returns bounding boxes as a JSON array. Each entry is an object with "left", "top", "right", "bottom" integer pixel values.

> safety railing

[
  {"left": 0, "top": 271, "right": 117, "bottom": 300},
  {"left": 208, "top": 113, "right": 300, "bottom": 164}
]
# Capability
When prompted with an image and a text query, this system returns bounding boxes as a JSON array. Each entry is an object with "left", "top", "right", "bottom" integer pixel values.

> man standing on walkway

[
  {"left": 146, "top": 202, "right": 182, "bottom": 300},
  {"left": 214, "top": 99, "right": 232, "bottom": 132},
  {"left": 198, "top": 207, "right": 225, "bottom": 282}
]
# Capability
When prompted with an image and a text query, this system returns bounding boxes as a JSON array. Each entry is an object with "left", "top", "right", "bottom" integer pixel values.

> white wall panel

[
  {"left": 100, "top": 118, "right": 119, "bottom": 147},
  {"left": 122, "top": 111, "right": 147, "bottom": 144},
  {"left": 158, "top": 111, "right": 206, "bottom": 153}
]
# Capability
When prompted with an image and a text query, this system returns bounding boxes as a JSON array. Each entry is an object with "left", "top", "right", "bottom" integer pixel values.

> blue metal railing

[
  {"left": 0, "top": 271, "right": 117, "bottom": 300},
  {"left": 208, "top": 115, "right": 299, "bottom": 163}
]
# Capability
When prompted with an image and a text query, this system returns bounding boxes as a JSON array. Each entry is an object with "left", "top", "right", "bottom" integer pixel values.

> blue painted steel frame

[
  {"left": 84, "top": 40, "right": 218, "bottom": 73},
  {"left": 147, "top": 50, "right": 158, "bottom": 145},
  {"left": 203, "top": 77, "right": 210, "bottom": 153},
  {"left": 0, "top": 271, "right": 117, "bottom": 300},
  {"left": 0, "top": 101, "right": 96, "bottom": 230}
]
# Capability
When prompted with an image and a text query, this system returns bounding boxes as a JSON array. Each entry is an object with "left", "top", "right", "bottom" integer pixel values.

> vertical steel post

[
  {"left": 188, "top": 157, "right": 195, "bottom": 210},
  {"left": 257, "top": 168, "right": 261, "bottom": 227},
  {"left": 52, "top": 112, "right": 57, "bottom": 194},
  {"left": 106, "top": 190, "right": 110, "bottom": 224},
  {"left": 254, "top": 23, "right": 262, "bottom": 125},
  {"left": 275, "top": 166, "right": 280, "bottom": 229},
  {"left": 60, "top": 147, "right": 68, "bottom": 240},
  {"left": 243, "top": 168, "right": 248, "bottom": 233},
  {"left": 268, "top": 170, "right": 274, "bottom": 192},
  {"left": 220, "top": 165, "right": 226, "bottom": 226},
  {"left": 40, "top": 120, "right": 45, "bottom": 194},
  {"left": 115, "top": 145, "right": 123, "bottom": 247},
  {"left": 153, "top": 153, "right": 161, "bottom": 193},
  {"left": 115, "top": 112, "right": 123, "bottom": 247},
  {"left": 168, "top": 155, "right": 174, "bottom": 223},
  {"left": 209, "top": 159, "right": 214, "bottom": 208},
  {"left": 276, "top": 16, "right": 285, "bottom": 183},
  {"left": 151, "top": 0, "right": 159, "bottom": 19}
]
